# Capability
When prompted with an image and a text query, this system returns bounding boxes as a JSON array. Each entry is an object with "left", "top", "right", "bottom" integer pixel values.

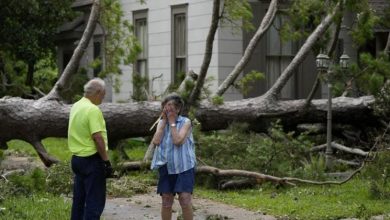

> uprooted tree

[{"left": 1, "top": 0, "right": 389, "bottom": 185}]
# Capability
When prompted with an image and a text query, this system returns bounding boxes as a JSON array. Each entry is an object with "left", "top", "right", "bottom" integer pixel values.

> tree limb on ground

[
  {"left": 118, "top": 162, "right": 362, "bottom": 187},
  {"left": 311, "top": 141, "right": 369, "bottom": 157}
]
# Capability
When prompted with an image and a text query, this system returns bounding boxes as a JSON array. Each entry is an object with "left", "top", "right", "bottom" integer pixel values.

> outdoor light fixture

[
  {"left": 316, "top": 53, "right": 330, "bottom": 71},
  {"left": 339, "top": 52, "right": 350, "bottom": 69},
  {"left": 316, "top": 51, "right": 350, "bottom": 170}
]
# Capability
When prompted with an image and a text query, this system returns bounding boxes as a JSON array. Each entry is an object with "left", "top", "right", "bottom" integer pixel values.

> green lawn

[
  {"left": 3, "top": 138, "right": 390, "bottom": 219},
  {"left": 6, "top": 137, "right": 148, "bottom": 162},
  {"left": 196, "top": 179, "right": 390, "bottom": 220},
  {"left": 7, "top": 138, "right": 72, "bottom": 161},
  {"left": 0, "top": 193, "right": 71, "bottom": 219}
]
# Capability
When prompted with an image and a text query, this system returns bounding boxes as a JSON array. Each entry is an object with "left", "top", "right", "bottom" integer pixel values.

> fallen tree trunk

[
  {"left": 196, "top": 96, "right": 377, "bottom": 131},
  {"left": 0, "top": 95, "right": 377, "bottom": 166},
  {"left": 0, "top": 97, "right": 160, "bottom": 166}
]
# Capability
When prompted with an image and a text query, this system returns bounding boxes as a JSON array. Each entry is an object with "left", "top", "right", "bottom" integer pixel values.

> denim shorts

[{"left": 157, "top": 165, "right": 195, "bottom": 195}]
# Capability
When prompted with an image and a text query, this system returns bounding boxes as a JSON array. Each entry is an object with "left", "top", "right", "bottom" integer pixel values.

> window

[
  {"left": 93, "top": 41, "right": 102, "bottom": 77},
  {"left": 266, "top": 14, "right": 297, "bottom": 99},
  {"left": 172, "top": 5, "right": 187, "bottom": 83},
  {"left": 133, "top": 10, "right": 148, "bottom": 91}
]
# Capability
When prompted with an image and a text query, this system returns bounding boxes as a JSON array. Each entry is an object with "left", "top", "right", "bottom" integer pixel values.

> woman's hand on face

[
  {"left": 161, "top": 108, "right": 167, "bottom": 120},
  {"left": 166, "top": 106, "right": 176, "bottom": 124}
]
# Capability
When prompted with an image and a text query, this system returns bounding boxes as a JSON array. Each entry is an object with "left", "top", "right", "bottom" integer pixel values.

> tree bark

[
  {"left": 119, "top": 162, "right": 365, "bottom": 186},
  {"left": 43, "top": 0, "right": 101, "bottom": 101},
  {"left": 0, "top": 97, "right": 160, "bottom": 166},
  {"left": 215, "top": 0, "right": 278, "bottom": 97},
  {"left": 187, "top": 0, "right": 220, "bottom": 107},
  {"left": 385, "top": 32, "right": 390, "bottom": 54},
  {"left": 0, "top": 95, "right": 377, "bottom": 166},
  {"left": 195, "top": 95, "right": 376, "bottom": 131},
  {"left": 331, "top": 142, "right": 369, "bottom": 156}
]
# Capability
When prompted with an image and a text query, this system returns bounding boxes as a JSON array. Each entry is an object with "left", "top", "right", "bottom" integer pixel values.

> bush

[
  {"left": 107, "top": 171, "right": 156, "bottom": 197},
  {"left": 363, "top": 151, "right": 390, "bottom": 199},
  {"left": 195, "top": 121, "right": 315, "bottom": 179},
  {"left": 0, "top": 168, "right": 46, "bottom": 199},
  {"left": 46, "top": 161, "right": 73, "bottom": 196}
]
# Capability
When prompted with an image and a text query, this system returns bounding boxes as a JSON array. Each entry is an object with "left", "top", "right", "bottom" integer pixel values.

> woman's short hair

[
  {"left": 84, "top": 78, "right": 105, "bottom": 96},
  {"left": 162, "top": 93, "right": 184, "bottom": 113}
]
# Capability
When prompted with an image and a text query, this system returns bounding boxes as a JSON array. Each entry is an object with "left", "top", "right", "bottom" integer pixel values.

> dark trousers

[{"left": 71, "top": 153, "right": 106, "bottom": 220}]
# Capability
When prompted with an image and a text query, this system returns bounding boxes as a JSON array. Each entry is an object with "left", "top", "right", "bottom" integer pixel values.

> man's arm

[{"left": 92, "top": 132, "right": 109, "bottom": 161}]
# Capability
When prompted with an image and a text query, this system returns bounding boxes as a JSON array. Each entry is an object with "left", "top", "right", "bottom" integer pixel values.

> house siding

[{"left": 112, "top": 0, "right": 243, "bottom": 102}]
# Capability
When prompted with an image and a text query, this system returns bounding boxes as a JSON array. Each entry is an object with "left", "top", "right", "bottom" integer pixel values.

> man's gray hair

[{"left": 84, "top": 78, "right": 106, "bottom": 96}]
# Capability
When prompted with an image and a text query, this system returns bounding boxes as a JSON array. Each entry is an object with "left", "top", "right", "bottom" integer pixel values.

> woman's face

[{"left": 164, "top": 100, "right": 180, "bottom": 115}]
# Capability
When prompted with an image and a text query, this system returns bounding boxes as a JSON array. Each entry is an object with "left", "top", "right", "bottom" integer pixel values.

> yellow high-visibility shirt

[{"left": 68, "top": 97, "right": 108, "bottom": 157}]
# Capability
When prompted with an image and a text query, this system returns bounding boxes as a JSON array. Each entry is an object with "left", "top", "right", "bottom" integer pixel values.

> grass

[
  {"left": 6, "top": 137, "right": 148, "bottom": 162},
  {"left": 0, "top": 193, "right": 71, "bottom": 219},
  {"left": 123, "top": 138, "right": 148, "bottom": 160},
  {"left": 7, "top": 138, "right": 72, "bottom": 161},
  {"left": 3, "top": 138, "right": 390, "bottom": 219},
  {"left": 196, "top": 178, "right": 390, "bottom": 220}
]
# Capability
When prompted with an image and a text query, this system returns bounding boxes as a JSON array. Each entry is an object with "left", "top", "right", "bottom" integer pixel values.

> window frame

[
  {"left": 171, "top": 4, "right": 188, "bottom": 84},
  {"left": 265, "top": 12, "right": 298, "bottom": 99},
  {"left": 133, "top": 9, "right": 149, "bottom": 92}
]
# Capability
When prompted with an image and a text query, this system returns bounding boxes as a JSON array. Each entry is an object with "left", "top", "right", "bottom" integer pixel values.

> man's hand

[{"left": 103, "top": 160, "right": 114, "bottom": 178}]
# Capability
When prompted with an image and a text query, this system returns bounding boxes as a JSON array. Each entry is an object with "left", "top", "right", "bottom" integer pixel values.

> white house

[{"left": 56, "top": 0, "right": 388, "bottom": 103}]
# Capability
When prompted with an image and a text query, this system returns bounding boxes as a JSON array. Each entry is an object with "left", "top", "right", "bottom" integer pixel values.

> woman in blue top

[{"left": 151, "top": 93, "right": 196, "bottom": 220}]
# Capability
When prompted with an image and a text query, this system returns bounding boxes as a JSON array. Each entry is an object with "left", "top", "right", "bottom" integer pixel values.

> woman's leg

[
  {"left": 178, "top": 192, "right": 193, "bottom": 220},
  {"left": 161, "top": 193, "right": 174, "bottom": 220}
]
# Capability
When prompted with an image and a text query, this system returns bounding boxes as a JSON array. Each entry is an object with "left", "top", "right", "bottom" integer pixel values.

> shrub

[
  {"left": 195, "top": 121, "right": 314, "bottom": 178},
  {"left": 363, "top": 151, "right": 390, "bottom": 199},
  {"left": 46, "top": 161, "right": 73, "bottom": 196},
  {"left": 0, "top": 168, "right": 46, "bottom": 199}
]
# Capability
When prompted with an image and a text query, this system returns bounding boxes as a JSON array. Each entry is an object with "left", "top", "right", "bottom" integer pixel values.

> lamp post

[{"left": 316, "top": 52, "right": 350, "bottom": 169}]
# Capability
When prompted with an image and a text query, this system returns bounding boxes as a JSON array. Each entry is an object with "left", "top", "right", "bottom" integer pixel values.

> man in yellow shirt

[{"left": 68, "top": 78, "right": 112, "bottom": 220}]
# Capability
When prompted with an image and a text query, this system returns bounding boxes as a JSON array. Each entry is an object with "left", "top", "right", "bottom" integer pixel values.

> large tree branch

[
  {"left": 385, "top": 32, "right": 390, "bottom": 54},
  {"left": 187, "top": 0, "right": 221, "bottom": 107},
  {"left": 215, "top": 0, "right": 278, "bottom": 97},
  {"left": 119, "top": 163, "right": 364, "bottom": 186},
  {"left": 264, "top": 2, "right": 342, "bottom": 101},
  {"left": 305, "top": 6, "right": 344, "bottom": 107},
  {"left": 43, "top": 0, "right": 101, "bottom": 101}
]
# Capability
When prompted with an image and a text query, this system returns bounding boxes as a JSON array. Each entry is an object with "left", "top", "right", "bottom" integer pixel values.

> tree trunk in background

[
  {"left": 0, "top": 95, "right": 377, "bottom": 166},
  {"left": 264, "top": 3, "right": 341, "bottom": 100},
  {"left": 187, "top": 0, "right": 220, "bottom": 107},
  {"left": 305, "top": 8, "right": 344, "bottom": 107},
  {"left": 43, "top": 0, "right": 101, "bottom": 101},
  {"left": 385, "top": 32, "right": 390, "bottom": 54},
  {"left": 215, "top": 0, "right": 278, "bottom": 97}
]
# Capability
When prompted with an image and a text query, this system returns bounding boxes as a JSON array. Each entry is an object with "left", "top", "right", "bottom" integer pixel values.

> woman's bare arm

[
  {"left": 170, "top": 121, "right": 191, "bottom": 146},
  {"left": 151, "top": 119, "right": 166, "bottom": 146}
]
